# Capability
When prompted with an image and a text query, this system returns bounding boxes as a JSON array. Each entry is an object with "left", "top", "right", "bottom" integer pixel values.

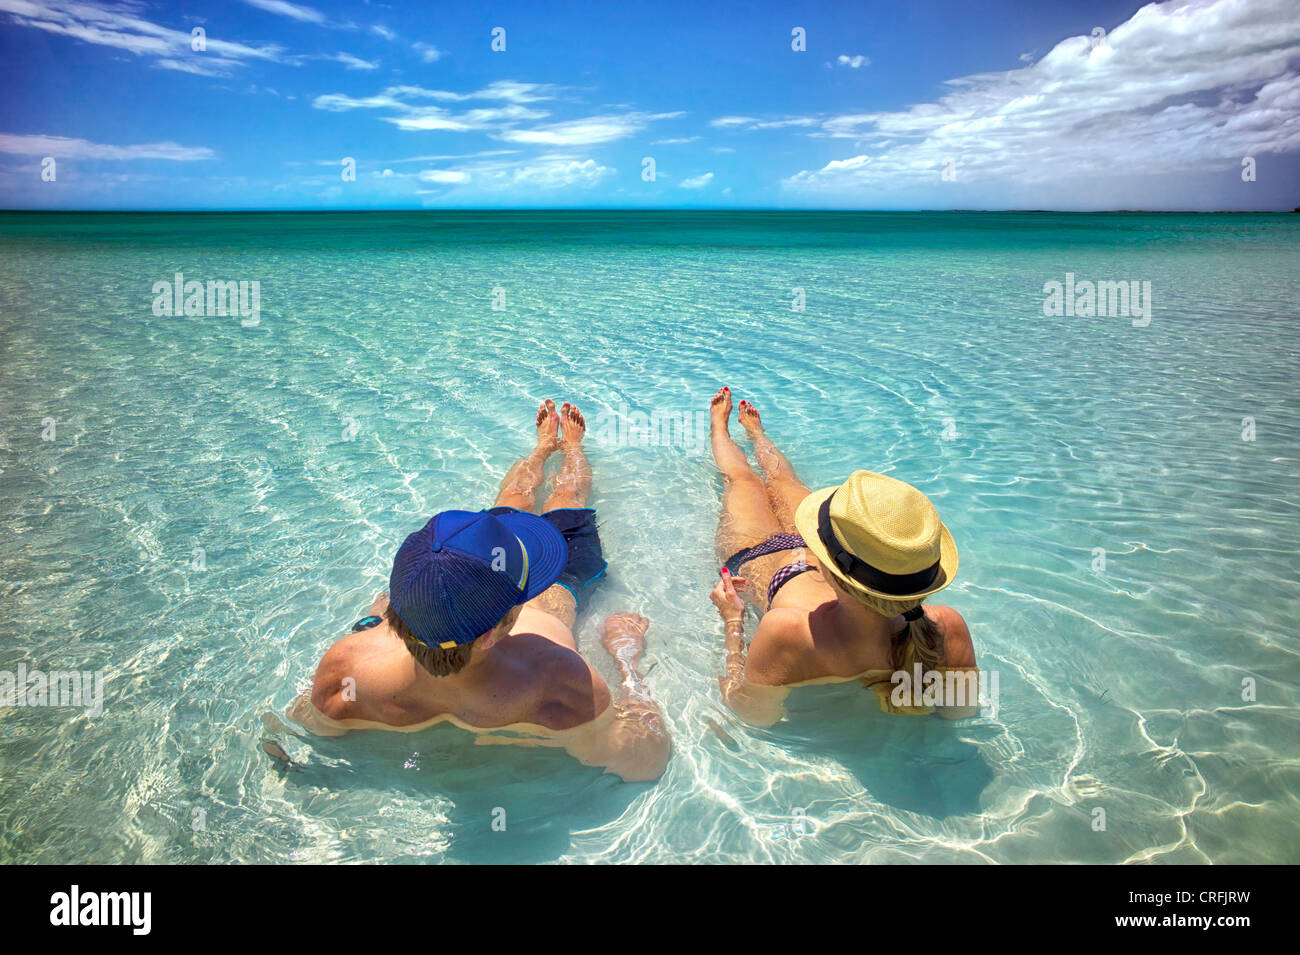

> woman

[{"left": 707, "top": 387, "right": 978, "bottom": 726}]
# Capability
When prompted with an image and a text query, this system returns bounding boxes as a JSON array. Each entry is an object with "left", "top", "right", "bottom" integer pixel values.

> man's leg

[
  {"left": 494, "top": 399, "right": 561, "bottom": 511},
  {"left": 711, "top": 387, "right": 783, "bottom": 576},
  {"left": 497, "top": 400, "right": 587, "bottom": 636},
  {"left": 737, "top": 400, "right": 812, "bottom": 533},
  {"left": 542, "top": 402, "right": 592, "bottom": 511}
]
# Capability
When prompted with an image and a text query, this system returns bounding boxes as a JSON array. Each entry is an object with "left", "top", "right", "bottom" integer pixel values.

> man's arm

[
  {"left": 562, "top": 613, "right": 671, "bottom": 782},
  {"left": 285, "top": 633, "right": 367, "bottom": 736}
]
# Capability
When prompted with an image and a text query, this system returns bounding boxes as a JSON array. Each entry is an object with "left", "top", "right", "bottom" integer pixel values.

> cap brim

[
  {"left": 492, "top": 510, "right": 569, "bottom": 602},
  {"left": 794, "top": 486, "right": 958, "bottom": 601}
]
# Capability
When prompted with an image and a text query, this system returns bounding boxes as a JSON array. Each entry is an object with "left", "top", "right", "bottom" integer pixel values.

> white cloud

[
  {"left": 325, "top": 52, "right": 377, "bottom": 70},
  {"left": 786, "top": 0, "right": 1300, "bottom": 195},
  {"left": 679, "top": 172, "right": 714, "bottom": 189},
  {"left": 390, "top": 104, "right": 548, "bottom": 132},
  {"left": 418, "top": 155, "right": 613, "bottom": 192},
  {"left": 241, "top": 0, "right": 323, "bottom": 24},
  {"left": 318, "top": 85, "right": 680, "bottom": 145},
  {"left": 0, "top": 133, "right": 214, "bottom": 160},
  {"left": 372, "top": 25, "right": 396, "bottom": 41},
  {"left": 752, "top": 117, "right": 816, "bottom": 129},
  {"left": 156, "top": 57, "right": 238, "bottom": 76},
  {"left": 836, "top": 54, "right": 871, "bottom": 69},
  {"left": 413, "top": 42, "right": 441, "bottom": 62},
  {"left": 382, "top": 149, "right": 520, "bottom": 163},
  {"left": 0, "top": 0, "right": 285, "bottom": 72},
  {"left": 651, "top": 136, "right": 700, "bottom": 145},
  {"left": 420, "top": 169, "right": 470, "bottom": 184},
  {"left": 313, "top": 82, "right": 561, "bottom": 117},
  {"left": 710, "top": 115, "right": 816, "bottom": 131},
  {"left": 498, "top": 111, "right": 680, "bottom": 146},
  {"left": 313, "top": 83, "right": 676, "bottom": 147}
]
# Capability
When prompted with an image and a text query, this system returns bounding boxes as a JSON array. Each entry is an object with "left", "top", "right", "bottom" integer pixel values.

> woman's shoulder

[{"left": 927, "top": 605, "right": 975, "bottom": 668}]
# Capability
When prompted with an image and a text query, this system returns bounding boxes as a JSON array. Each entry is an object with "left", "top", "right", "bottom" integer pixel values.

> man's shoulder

[
  {"left": 310, "top": 630, "right": 394, "bottom": 721},
  {"left": 499, "top": 634, "right": 611, "bottom": 731}
]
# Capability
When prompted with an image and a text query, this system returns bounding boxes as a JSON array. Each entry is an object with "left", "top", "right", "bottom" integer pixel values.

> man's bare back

[{"left": 293, "top": 595, "right": 608, "bottom": 732}]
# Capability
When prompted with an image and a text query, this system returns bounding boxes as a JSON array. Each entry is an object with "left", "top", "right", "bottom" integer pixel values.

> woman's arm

[
  {"left": 710, "top": 569, "right": 789, "bottom": 726},
  {"left": 711, "top": 568, "right": 749, "bottom": 702}
]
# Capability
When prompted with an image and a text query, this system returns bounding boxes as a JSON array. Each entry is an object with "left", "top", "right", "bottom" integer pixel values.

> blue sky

[{"left": 1, "top": 0, "right": 1297, "bottom": 209}]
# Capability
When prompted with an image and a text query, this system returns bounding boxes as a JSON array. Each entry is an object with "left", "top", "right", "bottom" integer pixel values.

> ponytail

[{"left": 889, "top": 610, "right": 944, "bottom": 673}]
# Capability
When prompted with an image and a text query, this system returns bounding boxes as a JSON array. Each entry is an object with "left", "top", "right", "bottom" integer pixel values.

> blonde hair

[{"left": 838, "top": 585, "right": 945, "bottom": 673}]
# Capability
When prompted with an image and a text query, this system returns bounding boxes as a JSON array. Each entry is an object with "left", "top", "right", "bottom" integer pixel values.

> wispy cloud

[
  {"left": 420, "top": 169, "right": 470, "bottom": 184},
  {"left": 313, "top": 81, "right": 561, "bottom": 114},
  {"left": 323, "top": 52, "right": 377, "bottom": 70},
  {"left": 392, "top": 104, "right": 549, "bottom": 133},
  {"left": 416, "top": 154, "right": 613, "bottom": 193},
  {"left": 679, "top": 172, "right": 714, "bottom": 189},
  {"left": 836, "top": 54, "right": 871, "bottom": 69},
  {"left": 0, "top": 132, "right": 214, "bottom": 160},
  {"left": 709, "top": 116, "right": 756, "bottom": 128},
  {"left": 786, "top": 0, "right": 1300, "bottom": 194},
  {"left": 710, "top": 115, "right": 816, "bottom": 131},
  {"left": 498, "top": 111, "right": 681, "bottom": 146},
  {"left": 241, "top": 0, "right": 323, "bottom": 24},
  {"left": 413, "top": 41, "right": 442, "bottom": 63},
  {"left": 378, "top": 150, "right": 521, "bottom": 164},
  {"left": 0, "top": 0, "right": 284, "bottom": 73},
  {"left": 312, "top": 82, "right": 673, "bottom": 145},
  {"left": 371, "top": 25, "right": 396, "bottom": 41}
]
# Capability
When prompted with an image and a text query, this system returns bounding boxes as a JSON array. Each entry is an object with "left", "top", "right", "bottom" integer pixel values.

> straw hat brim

[{"left": 794, "top": 486, "right": 958, "bottom": 601}]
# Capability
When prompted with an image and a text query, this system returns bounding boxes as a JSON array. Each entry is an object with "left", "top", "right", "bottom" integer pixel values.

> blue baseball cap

[{"left": 389, "top": 510, "right": 568, "bottom": 649}]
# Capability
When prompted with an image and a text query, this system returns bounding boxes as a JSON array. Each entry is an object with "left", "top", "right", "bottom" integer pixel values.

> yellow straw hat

[{"left": 793, "top": 470, "right": 958, "bottom": 601}]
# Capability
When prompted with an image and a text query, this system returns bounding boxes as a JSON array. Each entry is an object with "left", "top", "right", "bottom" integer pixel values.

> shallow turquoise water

[{"left": 1, "top": 211, "right": 1298, "bottom": 864}]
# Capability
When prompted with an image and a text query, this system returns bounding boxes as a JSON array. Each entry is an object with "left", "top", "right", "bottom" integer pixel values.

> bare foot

[
  {"left": 709, "top": 386, "right": 733, "bottom": 432},
  {"left": 737, "top": 399, "right": 763, "bottom": 437},
  {"left": 601, "top": 612, "right": 649, "bottom": 666},
  {"left": 536, "top": 399, "right": 560, "bottom": 451},
  {"left": 560, "top": 401, "right": 586, "bottom": 447}
]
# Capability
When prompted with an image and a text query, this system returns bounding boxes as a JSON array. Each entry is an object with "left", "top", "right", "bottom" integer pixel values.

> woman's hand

[{"left": 710, "top": 567, "right": 748, "bottom": 623}]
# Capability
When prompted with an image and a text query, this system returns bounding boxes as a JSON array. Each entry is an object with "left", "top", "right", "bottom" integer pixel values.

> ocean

[{"left": 1, "top": 210, "right": 1297, "bottom": 863}]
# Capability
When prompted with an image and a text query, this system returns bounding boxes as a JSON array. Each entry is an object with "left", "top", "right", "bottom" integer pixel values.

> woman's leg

[
  {"left": 737, "top": 400, "right": 812, "bottom": 533},
  {"left": 710, "top": 388, "right": 785, "bottom": 603}
]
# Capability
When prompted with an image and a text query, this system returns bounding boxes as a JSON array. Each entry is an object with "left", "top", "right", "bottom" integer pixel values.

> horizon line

[{"left": 1, "top": 207, "right": 1297, "bottom": 215}]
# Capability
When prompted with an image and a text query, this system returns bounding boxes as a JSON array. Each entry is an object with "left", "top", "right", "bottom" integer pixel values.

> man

[{"left": 289, "top": 400, "right": 670, "bottom": 783}]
